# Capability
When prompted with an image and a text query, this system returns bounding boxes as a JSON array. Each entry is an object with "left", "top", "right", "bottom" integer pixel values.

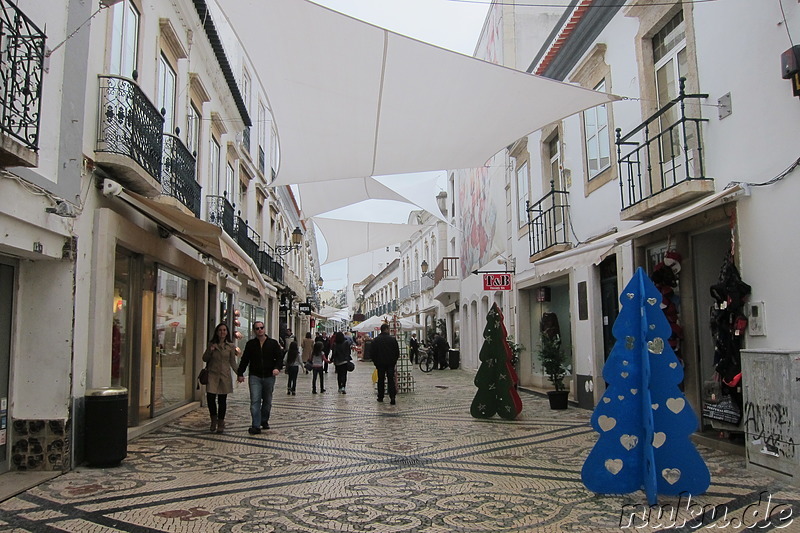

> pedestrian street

[{"left": 1, "top": 363, "right": 798, "bottom": 532}]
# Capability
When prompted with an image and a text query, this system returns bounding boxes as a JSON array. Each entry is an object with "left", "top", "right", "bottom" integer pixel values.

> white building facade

[{"left": 0, "top": 0, "right": 320, "bottom": 473}]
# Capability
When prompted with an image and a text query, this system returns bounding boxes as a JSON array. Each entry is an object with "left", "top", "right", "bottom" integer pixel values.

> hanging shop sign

[
  {"left": 298, "top": 302, "right": 311, "bottom": 315},
  {"left": 483, "top": 273, "right": 512, "bottom": 291}
]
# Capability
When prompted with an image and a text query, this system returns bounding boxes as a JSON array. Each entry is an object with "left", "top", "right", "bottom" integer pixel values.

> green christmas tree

[{"left": 471, "top": 303, "right": 522, "bottom": 420}]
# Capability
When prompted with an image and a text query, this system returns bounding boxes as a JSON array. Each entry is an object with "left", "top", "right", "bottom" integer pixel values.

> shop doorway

[
  {"left": 692, "top": 227, "right": 734, "bottom": 430},
  {"left": 599, "top": 255, "right": 618, "bottom": 362},
  {"left": 0, "top": 262, "right": 14, "bottom": 473}
]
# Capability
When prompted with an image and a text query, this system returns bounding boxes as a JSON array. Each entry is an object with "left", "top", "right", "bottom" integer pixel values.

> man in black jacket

[
  {"left": 371, "top": 323, "right": 400, "bottom": 405},
  {"left": 237, "top": 321, "right": 282, "bottom": 434}
]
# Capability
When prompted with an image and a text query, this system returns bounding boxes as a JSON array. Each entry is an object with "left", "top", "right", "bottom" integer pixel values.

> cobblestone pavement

[{"left": 1, "top": 364, "right": 799, "bottom": 532}]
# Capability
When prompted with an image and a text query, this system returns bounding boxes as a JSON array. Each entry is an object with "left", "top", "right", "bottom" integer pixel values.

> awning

[
  {"left": 532, "top": 241, "right": 616, "bottom": 278},
  {"left": 117, "top": 188, "right": 268, "bottom": 295},
  {"left": 522, "top": 185, "right": 745, "bottom": 281},
  {"left": 313, "top": 217, "right": 427, "bottom": 264},
  {"left": 217, "top": 0, "right": 617, "bottom": 187},
  {"left": 611, "top": 185, "right": 744, "bottom": 244}
]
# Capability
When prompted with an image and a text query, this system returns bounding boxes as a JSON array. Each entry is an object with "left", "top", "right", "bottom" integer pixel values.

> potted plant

[{"left": 537, "top": 332, "right": 570, "bottom": 409}]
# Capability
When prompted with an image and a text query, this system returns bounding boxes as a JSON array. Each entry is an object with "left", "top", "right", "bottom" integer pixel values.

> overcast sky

[{"left": 308, "top": 0, "right": 491, "bottom": 291}]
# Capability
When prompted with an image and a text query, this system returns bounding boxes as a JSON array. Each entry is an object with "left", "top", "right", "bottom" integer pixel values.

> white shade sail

[
  {"left": 313, "top": 217, "right": 426, "bottom": 265},
  {"left": 218, "top": 0, "right": 618, "bottom": 187}
]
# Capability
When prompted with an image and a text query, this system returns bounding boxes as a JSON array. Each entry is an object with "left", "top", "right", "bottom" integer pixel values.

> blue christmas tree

[{"left": 581, "top": 267, "right": 709, "bottom": 505}]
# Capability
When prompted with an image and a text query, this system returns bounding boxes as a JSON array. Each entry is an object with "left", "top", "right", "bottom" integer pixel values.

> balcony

[
  {"left": 96, "top": 75, "right": 164, "bottom": 195},
  {"left": 526, "top": 182, "right": 570, "bottom": 261},
  {"left": 432, "top": 257, "right": 460, "bottom": 304},
  {"left": 616, "top": 78, "right": 713, "bottom": 221},
  {"left": 206, "top": 195, "right": 235, "bottom": 238},
  {"left": 258, "top": 244, "right": 284, "bottom": 284},
  {"left": 0, "top": 0, "right": 44, "bottom": 167},
  {"left": 408, "top": 279, "right": 420, "bottom": 297},
  {"left": 234, "top": 216, "right": 261, "bottom": 265},
  {"left": 399, "top": 285, "right": 411, "bottom": 301},
  {"left": 161, "top": 133, "right": 200, "bottom": 216},
  {"left": 241, "top": 126, "right": 250, "bottom": 154},
  {"left": 420, "top": 275, "right": 434, "bottom": 291}
]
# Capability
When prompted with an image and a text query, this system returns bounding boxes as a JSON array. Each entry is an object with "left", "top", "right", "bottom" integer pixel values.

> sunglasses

[{"left": 254, "top": 326, "right": 265, "bottom": 330}]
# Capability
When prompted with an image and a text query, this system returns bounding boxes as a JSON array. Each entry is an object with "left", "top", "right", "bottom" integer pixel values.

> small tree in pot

[{"left": 537, "top": 312, "right": 569, "bottom": 409}]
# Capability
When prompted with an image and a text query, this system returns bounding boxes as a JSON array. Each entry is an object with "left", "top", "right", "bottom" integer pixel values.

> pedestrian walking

[
  {"left": 433, "top": 333, "right": 450, "bottom": 370},
  {"left": 301, "top": 332, "right": 314, "bottom": 374},
  {"left": 309, "top": 341, "right": 330, "bottom": 393},
  {"left": 409, "top": 332, "right": 419, "bottom": 364},
  {"left": 237, "top": 321, "right": 282, "bottom": 435},
  {"left": 331, "top": 331, "right": 353, "bottom": 394},
  {"left": 202, "top": 323, "right": 238, "bottom": 434},
  {"left": 284, "top": 340, "right": 301, "bottom": 395},
  {"left": 371, "top": 323, "right": 400, "bottom": 405}
]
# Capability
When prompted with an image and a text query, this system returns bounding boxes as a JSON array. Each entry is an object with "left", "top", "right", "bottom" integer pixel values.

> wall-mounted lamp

[
  {"left": 318, "top": 276, "right": 324, "bottom": 288},
  {"left": 420, "top": 260, "right": 435, "bottom": 279},
  {"left": 275, "top": 226, "right": 303, "bottom": 255}
]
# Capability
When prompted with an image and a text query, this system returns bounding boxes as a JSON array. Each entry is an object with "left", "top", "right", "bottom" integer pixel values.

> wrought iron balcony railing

[
  {"left": 206, "top": 194, "right": 235, "bottom": 238},
  {"left": 97, "top": 75, "right": 164, "bottom": 180},
  {"left": 399, "top": 285, "right": 411, "bottom": 301},
  {"left": 162, "top": 133, "right": 200, "bottom": 216},
  {"left": 526, "top": 182, "right": 570, "bottom": 257},
  {"left": 259, "top": 244, "right": 284, "bottom": 284},
  {"left": 241, "top": 126, "right": 250, "bottom": 153},
  {"left": 1, "top": 0, "right": 45, "bottom": 153},
  {"left": 616, "top": 78, "right": 711, "bottom": 211},
  {"left": 234, "top": 216, "right": 261, "bottom": 265}
]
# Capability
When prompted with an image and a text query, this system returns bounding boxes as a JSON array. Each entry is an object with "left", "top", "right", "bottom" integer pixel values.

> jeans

[
  {"left": 312, "top": 368, "right": 324, "bottom": 391},
  {"left": 376, "top": 365, "right": 396, "bottom": 400},
  {"left": 248, "top": 374, "right": 276, "bottom": 428},
  {"left": 286, "top": 366, "right": 299, "bottom": 392},
  {"left": 336, "top": 363, "right": 348, "bottom": 389}
]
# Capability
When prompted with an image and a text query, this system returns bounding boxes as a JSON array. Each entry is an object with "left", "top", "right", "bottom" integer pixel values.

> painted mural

[{"left": 457, "top": 165, "right": 504, "bottom": 278}]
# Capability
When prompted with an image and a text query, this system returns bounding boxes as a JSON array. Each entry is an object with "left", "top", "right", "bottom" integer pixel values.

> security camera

[{"left": 102, "top": 179, "right": 123, "bottom": 197}]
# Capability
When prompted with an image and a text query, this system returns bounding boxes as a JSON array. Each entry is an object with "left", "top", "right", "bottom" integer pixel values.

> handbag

[
  {"left": 197, "top": 367, "right": 209, "bottom": 387},
  {"left": 346, "top": 361, "right": 355, "bottom": 372},
  {"left": 304, "top": 360, "right": 313, "bottom": 372},
  {"left": 702, "top": 394, "right": 741, "bottom": 425}
]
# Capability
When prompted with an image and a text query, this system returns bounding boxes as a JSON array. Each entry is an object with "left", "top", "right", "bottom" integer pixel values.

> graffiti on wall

[{"left": 743, "top": 401, "right": 795, "bottom": 459}]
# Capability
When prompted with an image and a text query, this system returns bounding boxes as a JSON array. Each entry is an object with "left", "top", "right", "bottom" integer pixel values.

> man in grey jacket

[{"left": 371, "top": 323, "right": 400, "bottom": 405}]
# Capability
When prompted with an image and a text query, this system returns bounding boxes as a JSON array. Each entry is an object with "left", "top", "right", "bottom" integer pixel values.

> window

[
  {"left": 583, "top": 79, "right": 611, "bottom": 179},
  {"left": 157, "top": 54, "right": 176, "bottom": 133},
  {"left": 548, "top": 135, "right": 563, "bottom": 190},
  {"left": 242, "top": 70, "right": 251, "bottom": 112},
  {"left": 210, "top": 138, "right": 221, "bottom": 196},
  {"left": 258, "top": 102, "right": 267, "bottom": 151},
  {"left": 516, "top": 161, "right": 529, "bottom": 228},
  {"left": 227, "top": 163, "right": 236, "bottom": 204},
  {"left": 653, "top": 11, "right": 688, "bottom": 162},
  {"left": 109, "top": 1, "right": 139, "bottom": 78},
  {"left": 186, "top": 103, "right": 201, "bottom": 157}
]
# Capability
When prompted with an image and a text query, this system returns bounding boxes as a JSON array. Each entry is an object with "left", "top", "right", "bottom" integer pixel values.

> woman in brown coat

[
  {"left": 301, "top": 332, "right": 314, "bottom": 374},
  {"left": 202, "top": 323, "right": 238, "bottom": 433}
]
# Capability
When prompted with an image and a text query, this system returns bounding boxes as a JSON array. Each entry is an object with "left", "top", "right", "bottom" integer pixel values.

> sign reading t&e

[{"left": 483, "top": 273, "right": 512, "bottom": 291}]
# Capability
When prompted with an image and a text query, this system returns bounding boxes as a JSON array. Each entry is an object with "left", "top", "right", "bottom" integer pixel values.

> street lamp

[
  {"left": 420, "top": 260, "right": 435, "bottom": 279},
  {"left": 275, "top": 226, "right": 303, "bottom": 255},
  {"left": 318, "top": 276, "right": 324, "bottom": 288}
]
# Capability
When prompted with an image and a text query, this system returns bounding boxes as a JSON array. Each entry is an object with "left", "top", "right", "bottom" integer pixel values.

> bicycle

[{"left": 418, "top": 347, "right": 434, "bottom": 373}]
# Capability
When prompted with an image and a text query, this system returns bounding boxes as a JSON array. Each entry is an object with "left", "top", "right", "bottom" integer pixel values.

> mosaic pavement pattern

[{"left": 1, "top": 364, "right": 799, "bottom": 532}]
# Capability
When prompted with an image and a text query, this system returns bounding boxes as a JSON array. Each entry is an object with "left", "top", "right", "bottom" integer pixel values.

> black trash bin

[
  {"left": 84, "top": 387, "right": 128, "bottom": 467},
  {"left": 362, "top": 339, "right": 373, "bottom": 362},
  {"left": 448, "top": 349, "right": 460, "bottom": 370}
]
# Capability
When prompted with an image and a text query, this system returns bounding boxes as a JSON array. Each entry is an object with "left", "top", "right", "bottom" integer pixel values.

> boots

[
  {"left": 216, "top": 419, "right": 225, "bottom": 434},
  {"left": 210, "top": 415, "right": 218, "bottom": 433}
]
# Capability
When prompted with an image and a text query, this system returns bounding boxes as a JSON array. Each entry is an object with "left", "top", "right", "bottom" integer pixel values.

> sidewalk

[{"left": 1, "top": 363, "right": 798, "bottom": 532}]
